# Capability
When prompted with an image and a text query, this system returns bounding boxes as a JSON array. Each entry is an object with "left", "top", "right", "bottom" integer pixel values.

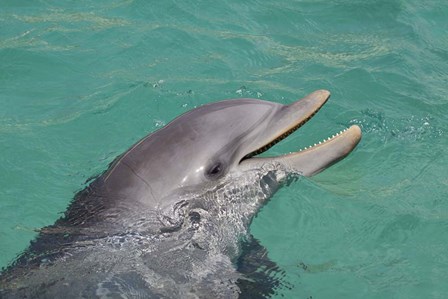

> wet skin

[{"left": 0, "top": 90, "right": 361, "bottom": 298}]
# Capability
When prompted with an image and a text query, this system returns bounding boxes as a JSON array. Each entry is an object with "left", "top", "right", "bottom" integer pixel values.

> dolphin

[{"left": 0, "top": 90, "right": 361, "bottom": 298}]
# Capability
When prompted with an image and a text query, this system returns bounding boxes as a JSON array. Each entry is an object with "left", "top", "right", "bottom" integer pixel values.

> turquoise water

[{"left": 1, "top": 0, "right": 447, "bottom": 297}]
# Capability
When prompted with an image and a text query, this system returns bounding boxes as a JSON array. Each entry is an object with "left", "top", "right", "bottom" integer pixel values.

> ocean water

[{"left": 1, "top": 0, "right": 447, "bottom": 298}]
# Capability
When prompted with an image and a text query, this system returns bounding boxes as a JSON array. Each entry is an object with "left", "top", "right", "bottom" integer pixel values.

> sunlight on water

[{"left": 1, "top": 0, "right": 447, "bottom": 297}]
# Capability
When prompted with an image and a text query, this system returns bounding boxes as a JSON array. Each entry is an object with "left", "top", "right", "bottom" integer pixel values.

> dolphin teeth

[{"left": 293, "top": 127, "right": 351, "bottom": 154}]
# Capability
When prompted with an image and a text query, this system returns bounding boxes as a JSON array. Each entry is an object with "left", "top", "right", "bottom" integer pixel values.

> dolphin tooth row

[{"left": 298, "top": 127, "right": 349, "bottom": 152}]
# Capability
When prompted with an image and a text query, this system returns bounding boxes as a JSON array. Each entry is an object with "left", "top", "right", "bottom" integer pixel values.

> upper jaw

[
  {"left": 241, "top": 90, "right": 331, "bottom": 160},
  {"left": 239, "top": 90, "right": 362, "bottom": 176}
]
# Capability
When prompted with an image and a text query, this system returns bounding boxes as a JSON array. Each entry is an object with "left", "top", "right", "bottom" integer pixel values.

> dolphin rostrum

[{"left": 0, "top": 90, "right": 361, "bottom": 298}]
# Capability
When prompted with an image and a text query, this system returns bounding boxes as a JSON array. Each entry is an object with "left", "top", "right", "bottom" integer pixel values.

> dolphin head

[
  {"left": 0, "top": 90, "right": 360, "bottom": 299},
  {"left": 100, "top": 90, "right": 361, "bottom": 230}
]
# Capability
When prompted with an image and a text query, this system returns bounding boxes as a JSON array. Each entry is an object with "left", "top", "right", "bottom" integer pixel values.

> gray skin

[{"left": 0, "top": 90, "right": 361, "bottom": 298}]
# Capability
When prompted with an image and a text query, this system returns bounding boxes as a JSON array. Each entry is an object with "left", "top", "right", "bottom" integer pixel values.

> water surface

[{"left": 1, "top": 1, "right": 447, "bottom": 297}]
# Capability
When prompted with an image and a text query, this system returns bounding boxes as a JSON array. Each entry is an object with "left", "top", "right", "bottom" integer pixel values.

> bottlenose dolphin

[{"left": 0, "top": 90, "right": 361, "bottom": 298}]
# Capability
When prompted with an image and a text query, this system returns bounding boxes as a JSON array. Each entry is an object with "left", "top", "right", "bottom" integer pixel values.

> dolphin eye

[{"left": 206, "top": 162, "right": 224, "bottom": 179}]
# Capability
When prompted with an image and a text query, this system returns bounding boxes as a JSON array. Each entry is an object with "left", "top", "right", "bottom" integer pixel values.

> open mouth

[
  {"left": 239, "top": 90, "right": 362, "bottom": 176},
  {"left": 242, "top": 96, "right": 328, "bottom": 160}
]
